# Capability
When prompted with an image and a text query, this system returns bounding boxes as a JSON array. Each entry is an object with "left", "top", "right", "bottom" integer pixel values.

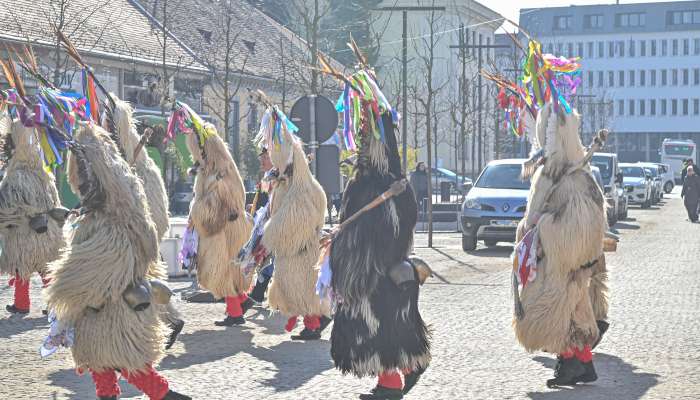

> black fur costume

[{"left": 330, "top": 113, "right": 431, "bottom": 377}]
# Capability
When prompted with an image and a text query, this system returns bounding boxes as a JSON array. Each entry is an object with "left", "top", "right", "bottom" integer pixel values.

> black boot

[
  {"left": 359, "top": 385, "right": 404, "bottom": 400},
  {"left": 6, "top": 304, "right": 29, "bottom": 314},
  {"left": 402, "top": 365, "right": 427, "bottom": 394},
  {"left": 578, "top": 361, "right": 598, "bottom": 383},
  {"left": 318, "top": 315, "right": 333, "bottom": 333},
  {"left": 592, "top": 320, "right": 609, "bottom": 350},
  {"left": 214, "top": 316, "right": 245, "bottom": 326},
  {"left": 291, "top": 328, "right": 321, "bottom": 341},
  {"left": 165, "top": 319, "right": 185, "bottom": 350},
  {"left": 162, "top": 390, "right": 192, "bottom": 400},
  {"left": 249, "top": 274, "right": 271, "bottom": 303},
  {"left": 240, "top": 297, "right": 255, "bottom": 315},
  {"left": 546, "top": 357, "right": 586, "bottom": 388}
]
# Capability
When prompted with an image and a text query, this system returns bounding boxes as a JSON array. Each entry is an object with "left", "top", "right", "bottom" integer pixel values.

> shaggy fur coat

[
  {"left": 45, "top": 124, "right": 164, "bottom": 372},
  {"left": 110, "top": 95, "right": 169, "bottom": 240},
  {"left": 514, "top": 104, "right": 605, "bottom": 354},
  {"left": 330, "top": 113, "right": 430, "bottom": 377},
  {"left": 186, "top": 128, "right": 252, "bottom": 299},
  {"left": 0, "top": 118, "right": 65, "bottom": 280},
  {"left": 262, "top": 132, "right": 329, "bottom": 318}
]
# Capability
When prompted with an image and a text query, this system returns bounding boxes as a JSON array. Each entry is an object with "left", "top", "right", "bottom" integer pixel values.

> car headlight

[{"left": 464, "top": 198, "right": 481, "bottom": 209}]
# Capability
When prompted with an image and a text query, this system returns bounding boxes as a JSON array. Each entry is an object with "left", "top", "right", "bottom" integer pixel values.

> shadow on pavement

[
  {"left": 614, "top": 221, "right": 640, "bottom": 230},
  {"left": 431, "top": 248, "right": 487, "bottom": 273},
  {"left": 527, "top": 353, "right": 659, "bottom": 400},
  {"left": 0, "top": 315, "right": 46, "bottom": 339},
  {"left": 159, "top": 328, "right": 254, "bottom": 371},
  {"left": 47, "top": 369, "right": 141, "bottom": 400},
  {"left": 467, "top": 245, "right": 513, "bottom": 259},
  {"left": 247, "top": 339, "right": 333, "bottom": 392}
]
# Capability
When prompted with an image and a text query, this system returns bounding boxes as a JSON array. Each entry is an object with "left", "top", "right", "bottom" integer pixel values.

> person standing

[
  {"left": 681, "top": 166, "right": 700, "bottom": 222},
  {"left": 681, "top": 159, "right": 694, "bottom": 183},
  {"left": 410, "top": 162, "right": 429, "bottom": 212},
  {"left": 248, "top": 147, "right": 274, "bottom": 303}
]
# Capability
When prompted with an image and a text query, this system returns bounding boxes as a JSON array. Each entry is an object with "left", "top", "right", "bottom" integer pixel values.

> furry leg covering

[
  {"left": 589, "top": 254, "right": 609, "bottom": 321},
  {"left": 91, "top": 369, "right": 121, "bottom": 398},
  {"left": 12, "top": 273, "right": 30, "bottom": 311}
]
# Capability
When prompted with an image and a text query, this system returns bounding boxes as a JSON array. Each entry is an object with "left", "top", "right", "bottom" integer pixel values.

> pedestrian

[
  {"left": 255, "top": 104, "right": 331, "bottom": 341},
  {"left": 513, "top": 104, "right": 606, "bottom": 388},
  {"left": 247, "top": 146, "right": 275, "bottom": 304},
  {"left": 327, "top": 66, "right": 431, "bottom": 399},
  {"left": 410, "top": 162, "right": 429, "bottom": 212},
  {"left": 45, "top": 124, "right": 189, "bottom": 400},
  {"left": 681, "top": 158, "right": 694, "bottom": 183},
  {"left": 681, "top": 166, "right": 700, "bottom": 222}
]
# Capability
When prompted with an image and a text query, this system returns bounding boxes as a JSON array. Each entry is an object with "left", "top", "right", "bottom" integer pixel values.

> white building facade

[{"left": 520, "top": 1, "right": 700, "bottom": 163}]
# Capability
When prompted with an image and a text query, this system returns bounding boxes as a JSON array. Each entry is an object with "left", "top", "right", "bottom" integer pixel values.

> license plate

[{"left": 491, "top": 219, "right": 518, "bottom": 227}]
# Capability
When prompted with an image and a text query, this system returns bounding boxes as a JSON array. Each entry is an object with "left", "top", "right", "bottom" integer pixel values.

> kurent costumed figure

[
  {"left": 513, "top": 102, "right": 607, "bottom": 387},
  {"left": 176, "top": 103, "right": 253, "bottom": 326},
  {"left": 109, "top": 94, "right": 184, "bottom": 348},
  {"left": 254, "top": 104, "right": 331, "bottom": 340},
  {"left": 325, "top": 66, "right": 431, "bottom": 399},
  {"left": 45, "top": 123, "right": 189, "bottom": 399},
  {"left": 0, "top": 110, "right": 66, "bottom": 315}
]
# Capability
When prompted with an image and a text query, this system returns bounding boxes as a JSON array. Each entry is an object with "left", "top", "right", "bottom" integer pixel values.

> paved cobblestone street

[{"left": 1, "top": 190, "right": 698, "bottom": 399}]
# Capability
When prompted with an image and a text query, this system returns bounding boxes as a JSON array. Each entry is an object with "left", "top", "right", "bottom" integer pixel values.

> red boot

[
  {"left": 360, "top": 370, "right": 404, "bottom": 399},
  {"left": 215, "top": 296, "right": 245, "bottom": 326},
  {"left": 7, "top": 273, "right": 30, "bottom": 314}
]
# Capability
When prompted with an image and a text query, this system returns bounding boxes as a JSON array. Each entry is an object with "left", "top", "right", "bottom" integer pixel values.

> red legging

[
  {"left": 377, "top": 370, "right": 403, "bottom": 390},
  {"left": 561, "top": 345, "right": 593, "bottom": 363},
  {"left": 10, "top": 273, "right": 51, "bottom": 311},
  {"left": 284, "top": 315, "right": 321, "bottom": 332},
  {"left": 225, "top": 293, "right": 249, "bottom": 317},
  {"left": 91, "top": 365, "right": 169, "bottom": 399}
]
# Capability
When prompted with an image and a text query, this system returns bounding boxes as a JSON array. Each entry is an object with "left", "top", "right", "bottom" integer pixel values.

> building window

[
  {"left": 695, "top": 38, "right": 700, "bottom": 55},
  {"left": 629, "top": 40, "right": 636, "bottom": 57},
  {"left": 587, "top": 71, "right": 593, "bottom": 88},
  {"left": 567, "top": 43, "right": 573, "bottom": 57},
  {"left": 672, "top": 69, "right": 679, "bottom": 85},
  {"left": 640, "top": 70, "right": 646, "bottom": 86},
  {"left": 684, "top": 38, "right": 690, "bottom": 55},
  {"left": 617, "top": 12, "right": 646, "bottom": 27},
  {"left": 629, "top": 70, "right": 636, "bottom": 86},
  {"left": 577, "top": 42, "right": 583, "bottom": 57},
  {"left": 618, "top": 70, "right": 625, "bottom": 87},
  {"left": 662, "top": 39, "right": 668, "bottom": 56},
  {"left": 556, "top": 43, "right": 563, "bottom": 55},
  {"left": 661, "top": 99, "right": 667, "bottom": 115},
  {"left": 639, "top": 100, "right": 645, "bottom": 116},
  {"left": 640, "top": 40, "right": 646, "bottom": 56},
  {"left": 662, "top": 69, "right": 668, "bottom": 85},
  {"left": 598, "top": 41, "right": 604, "bottom": 57},
  {"left": 650, "top": 99, "right": 657, "bottom": 115},
  {"left": 683, "top": 68, "right": 689, "bottom": 85},
  {"left": 585, "top": 14, "right": 604, "bottom": 28},
  {"left": 673, "top": 39, "right": 679, "bottom": 56},
  {"left": 608, "top": 71, "right": 615, "bottom": 86},
  {"left": 629, "top": 100, "right": 635, "bottom": 116},
  {"left": 694, "top": 99, "right": 699, "bottom": 115},
  {"left": 650, "top": 40, "right": 657, "bottom": 56},
  {"left": 547, "top": 43, "right": 554, "bottom": 54},
  {"left": 554, "top": 15, "right": 573, "bottom": 30},
  {"left": 694, "top": 68, "right": 700, "bottom": 85},
  {"left": 587, "top": 42, "right": 594, "bottom": 58},
  {"left": 651, "top": 70, "right": 657, "bottom": 86},
  {"left": 683, "top": 99, "right": 689, "bottom": 115},
  {"left": 618, "top": 99, "right": 625, "bottom": 116},
  {"left": 672, "top": 99, "right": 678, "bottom": 115},
  {"left": 609, "top": 41, "right": 615, "bottom": 57},
  {"left": 669, "top": 10, "right": 700, "bottom": 25}
]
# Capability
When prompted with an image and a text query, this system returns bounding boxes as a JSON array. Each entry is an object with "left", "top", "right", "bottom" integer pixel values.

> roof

[
  {"left": 133, "top": 0, "right": 345, "bottom": 83},
  {"left": 0, "top": 0, "right": 205, "bottom": 71}
]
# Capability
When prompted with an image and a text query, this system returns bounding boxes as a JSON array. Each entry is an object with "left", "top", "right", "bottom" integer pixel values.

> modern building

[
  {"left": 520, "top": 1, "right": 700, "bottom": 163},
  {"left": 372, "top": 0, "right": 502, "bottom": 177}
]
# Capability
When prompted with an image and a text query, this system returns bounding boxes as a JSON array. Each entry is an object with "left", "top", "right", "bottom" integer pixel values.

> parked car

[
  {"left": 590, "top": 166, "right": 620, "bottom": 226},
  {"left": 460, "top": 159, "right": 529, "bottom": 251},
  {"left": 639, "top": 163, "right": 663, "bottom": 203},
  {"left": 591, "top": 153, "right": 627, "bottom": 223},
  {"left": 652, "top": 162, "right": 675, "bottom": 194},
  {"left": 431, "top": 167, "right": 472, "bottom": 194},
  {"left": 620, "top": 163, "right": 653, "bottom": 209}
]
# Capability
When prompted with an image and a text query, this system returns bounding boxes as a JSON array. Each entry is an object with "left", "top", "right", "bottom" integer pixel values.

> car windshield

[
  {"left": 621, "top": 166, "right": 645, "bottom": 178},
  {"left": 475, "top": 163, "right": 530, "bottom": 190},
  {"left": 664, "top": 143, "right": 694, "bottom": 156},
  {"left": 644, "top": 167, "right": 658, "bottom": 177},
  {"left": 436, "top": 168, "right": 456, "bottom": 178},
  {"left": 591, "top": 156, "right": 613, "bottom": 181}
]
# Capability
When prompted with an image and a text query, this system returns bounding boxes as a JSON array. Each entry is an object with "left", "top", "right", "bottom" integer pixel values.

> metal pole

[
  {"left": 460, "top": 24, "right": 466, "bottom": 187},
  {"left": 477, "top": 35, "right": 483, "bottom": 174},
  {"left": 309, "top": 95, "right": 317, "bottom": 175},
  {"left": 402, "top": 10, "right": 408, "bottom": 174}
]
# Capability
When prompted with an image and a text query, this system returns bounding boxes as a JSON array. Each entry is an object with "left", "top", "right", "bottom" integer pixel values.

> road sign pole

[{"left": 310, "top": 94, "right": 317, "bottom": 176}]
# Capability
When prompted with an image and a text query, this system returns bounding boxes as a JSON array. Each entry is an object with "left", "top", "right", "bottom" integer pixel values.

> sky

[{"left": 488, "top": 0, "right": 687, "bottom": 31}]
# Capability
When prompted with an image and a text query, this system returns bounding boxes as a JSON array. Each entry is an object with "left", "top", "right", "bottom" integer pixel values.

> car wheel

[
  {"left": 484, "top": 239, "right": 498, "bottom": 247},
  {"left": 664, "top": 182, "right": 674, "bottom": 194},
  {"left": 462, "top": 235, "right": 477, "bottom": 251}
]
